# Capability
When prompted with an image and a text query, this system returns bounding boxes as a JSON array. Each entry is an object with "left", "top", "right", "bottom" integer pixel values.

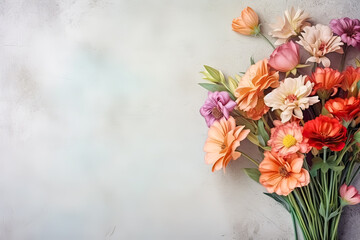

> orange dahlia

[
  {"left": 307, "top": 67, "right": 344, "bottom": 99},
  {"left": 232, "top": 7, "right": 260, "bottom": 36},
  {"left": 342, "top": 66, "right": 360, "bottom": 97},
  {"left": 245, "top": 97, "right": 269, "bottom": 120},
  {"left": 259, "top": 151, "right": 310, "bottom": 196},
  {"left": 204, "top": 117, "right": 250, "bottom": 172},
  {"left": 325, "top": 97, "right": 360, "bottom": 122},
  {"left": 235, "top": 59, "right": 279, "bottom": 113},
  {"left": 303, "top": 115, "right": 347, "bottom": 151}
]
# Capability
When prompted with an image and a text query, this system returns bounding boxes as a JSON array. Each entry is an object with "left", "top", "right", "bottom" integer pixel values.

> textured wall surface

[{"left": 0, "top": 0, "right": 359, "bottom": 239}]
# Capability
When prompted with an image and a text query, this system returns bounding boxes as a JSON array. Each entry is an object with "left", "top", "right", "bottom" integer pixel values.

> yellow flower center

[{"left": 282, "top": 134, "right": 297, "bottom": 148}]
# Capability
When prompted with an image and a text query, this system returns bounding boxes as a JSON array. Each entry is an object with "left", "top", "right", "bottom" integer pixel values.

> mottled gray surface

[{"left": 0, "top": 0, "right": 359, "bottom": 239}]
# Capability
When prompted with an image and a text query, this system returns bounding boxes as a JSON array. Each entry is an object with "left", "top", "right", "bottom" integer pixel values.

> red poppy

[
  {"left": 302, "top": 115, "right": 347, "bottom": 151},
  {"left": 325, "top": 97, "right": 360, "bottom": 122}
]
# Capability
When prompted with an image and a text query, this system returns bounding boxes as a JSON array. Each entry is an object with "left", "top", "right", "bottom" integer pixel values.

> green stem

[
  {"left": 259, "top": 32, "right": 275, "bottom": 49},
  {"left": 339, "top": 45, "right": 348, "bottom": 72},
  {"left": 346, "top": 160, "right": 356, "bottom": 184},
  {"left": 290, "top": 209, "right": 299, "bottom": 240},
  {"left": 288, "top": 193, "right": 311, "bottom": 239},
  {"left": 331, "top": 206, "right": 343, "bottom": 240},
  {"left": 349, "top": 165, "right": 360, "bottom": 185},
  {"left": 237, "top": 151, "right": 259, "bottom": 166},
  {"left": 312, "top": 62, "right": 318, "bottom": 72},
  {"left": 261, "top": 116, "right": 270, "bottom": 131}
]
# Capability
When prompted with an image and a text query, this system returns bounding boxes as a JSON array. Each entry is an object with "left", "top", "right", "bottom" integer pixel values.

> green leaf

[
  {"left": 328, "top": 209, "right": 340, "bottom": 220},
  {"left": 244, "top": 168, "right": 260, "bottom": 183},
  {"left": 290, "top": 68, "right": 297, "bottom": 76},
  {"left": 321, "top": 107, "right": 329, "bottom": 116},
  {"left": 310, "top": 157, "right": 323, "bottom": 177},
  {"left": 219, "top": 70, "right": 225, "bottom": 83},
  {"left": 250, "top": 56, "right": 255, "bottom": 65},
  {"left": 263, "top": 193, "right": 291, "bottom": 212},
  {"left": 319, "top": 202, "right": 326, "bottom": 218},
  {"left": 198, "top": 83, "right": 228, "bottom": 92},
  {"left": 321, "top": 164, "right": 330, "bottom": 173},
  {"left": 204, "top": 65, "right": 222, "bottom": 83},
  {"left": 355, "top": 131, "right": 360, "bottom": 143},
  {"left": 327, "top": 155, "right": 336, "bottom": 163},
  {"left": 329, "top": 165, "right": 345, "bottom": 172},
  {"left": 234, "top": 116, "right": 256, "bottom": 133},
  {"left": 257, "top": 134, "right": 266, "bottom": 147},
  {"left": 247, "top": 132, "right": 260, "bottom": 145},
  {"left": 227, "top": 76, "right": 238, "bottom": 94},
  {"left": 257, "top": 119, "right": 269, "bottom": 146}
]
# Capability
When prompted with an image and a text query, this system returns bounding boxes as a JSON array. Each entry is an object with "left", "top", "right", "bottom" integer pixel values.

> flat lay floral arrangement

[{"left": 199, "top": 6, "right": 360, "bottom": 240}]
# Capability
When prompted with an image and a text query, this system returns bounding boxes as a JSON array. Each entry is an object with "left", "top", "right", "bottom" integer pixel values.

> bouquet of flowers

[{"left": 199, "top": 6, "right": 360, "bottom": 240}]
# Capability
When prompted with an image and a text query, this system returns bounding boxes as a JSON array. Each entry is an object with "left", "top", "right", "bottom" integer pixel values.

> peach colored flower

[
  {"left": 340, "top": 184, "right": 360, "bottom": 206},
  {"left": 259, "top": 151, "right": 310, "bottom": 196},
  {"left": 232, "top": 7, "right": 260, "bottom": 36},
  {"left": 245, "top": 97, "right": 269, "bottom": 120},
  {"left": 269, "top": 7, "right": 311, "bottom": 45},
  {"left": 307, "top": 67, "right": 344, "bottom": 99},
  {"left": 204, "top": 117, "right": 250, "bottom": 172},
  {"left": 297, "top": 24, "right": 343, "bottom": 67},
  {"left": 235, "top": 59, "right": 279, "bottom": 113},
  {"left": 268, "top": 121, "right": 311, "bottom": 156},
  {"left": 342, "top": 66, "right": 360, "bottom": 97}
]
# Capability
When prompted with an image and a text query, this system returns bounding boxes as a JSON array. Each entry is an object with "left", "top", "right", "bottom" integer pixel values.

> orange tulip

[
  {"left": 232, "top": 7, "right": 260, "bottom": 36},
  {"left": 259, "top": 151, "right": 310, "bottom": 196},
  {"left": 204, "top": 117, "right": 250, "bottom": 172}
]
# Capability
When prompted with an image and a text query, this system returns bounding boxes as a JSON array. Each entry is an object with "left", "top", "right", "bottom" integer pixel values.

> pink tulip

[
  {"left": 340, "top": 184, "right": 360, "bottom": 206},
  {"left": 268, "top": 41, "right": 300, "bottom": 73}
]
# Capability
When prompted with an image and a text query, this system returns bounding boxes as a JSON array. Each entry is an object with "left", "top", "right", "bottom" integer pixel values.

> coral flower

[
  {"left": 302, "top": 115, "right": 347, "bottom": 151},
  {"left": 268, "top": 41, "right": 300, "bottom": 73},
  {"left": 204, "top": 117, "right": 250, "bottom": 172},
  {"left": 269, "top": 7, "right": 311, "bottom": 45},
  {"left": 330, "top": 18, "right": 360, "bottom": 48},
  {"left": 259, "top": 151, "right": 310, "bottom": 196},
  {"left": 307, "top": 67, "right": 344, "bottom": 99},
  {"left": 340, "top": 184, "right": 360, "bottom": 206},
  {"left": 325, "top": 97, "right": 360, "bottom": 122},
  {"left": 200, "top": 91, "right": 237, "bottom": 127},
  {"left": 297, "top": 24, "right": 343, "bottom": 67},
  {"left": 264, "top": 76, "right": 319, "bottom": 123},
  {"left": 268, "top": 121, "right": 311, "bottom": 156},
  {"left": 235, "top": 59, "right": 279, "bottom": 112},
  {"left": 342, "top": 66, "right": 360, "bottom": 97},
  {"left": 232, "top": 7, "right": 260, "bottom": 36}
]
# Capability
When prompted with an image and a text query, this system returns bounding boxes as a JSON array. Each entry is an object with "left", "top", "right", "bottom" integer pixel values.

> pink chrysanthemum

[{"left": 268, "top": 121, "right": 311, "bottom": 156}]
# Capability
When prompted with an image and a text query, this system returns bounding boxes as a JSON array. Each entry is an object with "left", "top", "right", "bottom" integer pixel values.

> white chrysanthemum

[
  {"left": 264, "top": 76, "right": 320, "bottom": 123},
  {"left": 297, "top": 24, "right": 343, "bottom": 67},
  {"left": 269, "top": 7, "right": 311, "bottom": 45}
]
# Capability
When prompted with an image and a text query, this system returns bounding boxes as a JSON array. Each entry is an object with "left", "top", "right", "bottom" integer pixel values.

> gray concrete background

[{"left": 0, "top": 0, "right": 359, "bottom": 239}]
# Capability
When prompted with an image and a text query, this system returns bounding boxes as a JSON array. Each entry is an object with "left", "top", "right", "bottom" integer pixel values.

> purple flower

[
  {"left": 200, "top": 91, "right": 237, "bottom": 127},
  {"left": 330, "top": 17, "right": 360, "bottom": 48}
]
